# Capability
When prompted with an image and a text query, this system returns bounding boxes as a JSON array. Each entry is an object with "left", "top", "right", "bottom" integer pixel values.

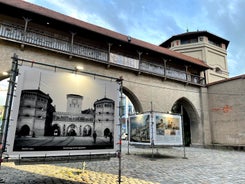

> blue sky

[{"left": 24, "top": 0, "right": 245, "bottom": 77}]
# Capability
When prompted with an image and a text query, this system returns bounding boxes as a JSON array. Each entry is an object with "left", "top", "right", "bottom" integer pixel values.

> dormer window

[{"left": 215, "top": 67, "right": 222, "bottom": 74}]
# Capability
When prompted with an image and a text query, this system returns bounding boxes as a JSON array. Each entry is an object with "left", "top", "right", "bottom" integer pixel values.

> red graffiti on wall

[{"left": 211, "top": 105, "right": 232, "bottom": 113}]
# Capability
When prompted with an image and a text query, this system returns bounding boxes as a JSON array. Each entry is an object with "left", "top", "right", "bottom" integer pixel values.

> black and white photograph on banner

[
  {"left": 154, "top": 113, "right": 183, "bottom": 146},
  {"left": 6, "top": 65, "right": 119, "bottom": 156},
  {"left": 129, "top": 113, "right": 151, "bottom": 144}
]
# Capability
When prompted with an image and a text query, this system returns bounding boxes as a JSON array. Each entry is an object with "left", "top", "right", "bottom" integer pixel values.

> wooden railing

[
  {"left": 0, "top": 22, "right": 205, "bottom": 86},
  {"left": 0, "top": 23, "right": 108, "bottom": 62},
  {"left": 140, "top": 60, "right": 205, "bottom": 85}
]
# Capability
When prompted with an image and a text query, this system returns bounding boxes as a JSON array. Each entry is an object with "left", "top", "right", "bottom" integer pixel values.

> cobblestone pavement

[{"left": 0, "top": 141, "right": 244, "bottom": 184}]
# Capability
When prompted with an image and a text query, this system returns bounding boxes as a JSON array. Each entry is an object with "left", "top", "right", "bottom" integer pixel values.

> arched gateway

[{"left": 171, "top": 97, "right": 201, "bottom": 146}]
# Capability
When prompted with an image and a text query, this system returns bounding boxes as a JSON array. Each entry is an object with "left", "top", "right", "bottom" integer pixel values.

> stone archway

[
  {"left": 67, "top": 124, "right": 77, "bottom": 136},
  {"left": 19, "top": 125, "right": 30, "bottom": 136},
  {"left": 171, "top": 97, "right": 201, "bottom": 146},
  {"left": 83, "top": 125, "right": 92, "bottom": 136},
  {"left": 52, "top": 124, "right": 61, "bottom": 136},
  {"left": 104, "top": 128, "right": 110, "bottom": 137},
  {"left": 123, "top": 86, "right": 143, "bottom": 113}
]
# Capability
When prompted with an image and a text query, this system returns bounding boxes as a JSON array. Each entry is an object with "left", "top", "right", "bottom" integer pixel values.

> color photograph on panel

[
  {"left": 129, "top": 113, "right": 151, "bottom": 144},
  {"left": 154, "top": 113, "right": 183, "bottom": 146}
]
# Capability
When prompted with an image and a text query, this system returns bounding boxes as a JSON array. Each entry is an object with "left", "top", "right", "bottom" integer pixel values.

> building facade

[{"left": 0, "top": 0, "right": 244, "bottom": 149}]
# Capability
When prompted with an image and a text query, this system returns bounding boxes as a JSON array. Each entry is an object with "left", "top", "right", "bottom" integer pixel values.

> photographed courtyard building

[
  {"left": 16, "top": 89, "right": 114, "bottom": 138},
  {"left": 0, "top": 0, "right": 244, "bottom": 149}
]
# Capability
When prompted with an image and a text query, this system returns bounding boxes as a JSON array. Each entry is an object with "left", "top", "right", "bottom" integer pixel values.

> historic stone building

[
  {"left": 16, "top": 90, "right": 52, "bottom": 137},
  {"left": 16, "top": 89, "right": 115, "bottom": 138},
  {"left": 160, "top": 31, "right": 229, "bottom": 83},
  {"left": 0, "top": 0, "right": 244, "bottom": 149}
]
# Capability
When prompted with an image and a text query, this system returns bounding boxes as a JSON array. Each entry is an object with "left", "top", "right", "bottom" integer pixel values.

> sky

[{"left": 22, "top": 0, "right": 245, "bottom": 77}]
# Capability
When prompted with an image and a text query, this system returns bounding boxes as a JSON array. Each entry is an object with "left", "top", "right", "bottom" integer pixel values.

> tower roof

[
  {"left": 67, "top": 94, "right": 83, "bottom": 99},
  {"left": 94, "top": 98, "right": 114, "bottom": 105},
  {"left": 21, "top": 89, "right": 53, "bottom": 102},
  {"left": 160, "top": 31, "right": 229, "bottom": 49}
]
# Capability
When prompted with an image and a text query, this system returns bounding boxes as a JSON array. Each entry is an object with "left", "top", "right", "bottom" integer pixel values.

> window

[
  {"left": 209, "top": 40, "right": 221, "bottom": 47},
  {"left": 215, "top": 67, "right": 222, "bottom": 74},
  {"left": 105, "top": 103, "right": 112, "bottom": 107},
  {"left": 181, "top": 38, "right": 198, "bottom": 45}
]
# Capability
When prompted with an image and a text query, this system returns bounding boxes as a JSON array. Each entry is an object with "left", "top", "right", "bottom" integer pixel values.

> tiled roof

[
  {"left": 0, "top": 0, "right": 210, "bottom": 69},
  {"left": 207, "top": 74, "right": 245, "bottom": 87}
]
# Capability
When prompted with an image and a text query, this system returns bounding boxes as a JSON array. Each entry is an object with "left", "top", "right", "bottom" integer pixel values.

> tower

[
  {"left": 17, "top": 90, "right": 51, "bottom": 137},
  {"left": 66, "top": 94, "right": 83, "bottom": 114},
  {"left": 160, "top": 31, "right": 229, "bottom": 83},
  {"left": 94, "top": 98, "right": 115, "bottom": 137}
]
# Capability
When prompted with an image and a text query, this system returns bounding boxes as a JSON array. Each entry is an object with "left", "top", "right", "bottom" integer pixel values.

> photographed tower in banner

[
  {"left": 94, "top": 98, "right": 115, "bottom": 137},
  {"left": 17, "top": 90, "right": 51, "bottom": 137},
  {"left": 160, "top": 31, "right": 230, "bottom": 83},
  {"left": 66, "top": 94, "right": 83, "bottom": 114}
]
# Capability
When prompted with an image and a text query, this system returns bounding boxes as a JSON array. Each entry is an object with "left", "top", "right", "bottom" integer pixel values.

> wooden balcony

[{"left": 0, "top": 22, "right": 205, "bottom": 86}]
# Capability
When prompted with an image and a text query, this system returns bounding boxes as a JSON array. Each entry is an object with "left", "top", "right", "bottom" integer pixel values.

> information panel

[
  {"left": 5, "top": 65, "right": 119, "bottom": 158},
  {"left": 154, "top": 113, "right": 183, "bottom": 146},
  {"left": 129, "top": 112, "right": 183, "bottom": 146}
]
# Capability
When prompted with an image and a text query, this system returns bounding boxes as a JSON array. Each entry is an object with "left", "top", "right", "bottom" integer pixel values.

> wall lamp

[
  {"left": 2, "top": 72, "right": 9, "bottom": 76},
  {"left": 75, "top": 66, "right": 84, "bottom": 71},
  {"left": 0, "top": 71, "right": 10, "bottom": 80}
]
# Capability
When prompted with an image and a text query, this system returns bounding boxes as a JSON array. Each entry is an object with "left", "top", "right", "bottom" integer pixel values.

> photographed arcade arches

[
  {"left": 19, "top": 124, "right": 30, "bottom": 137},
  {"left": 83, "top": 125, "right": 92, "bottom": 136},
  {"left": 171, "top": 97, "right": 200, "bottom": 146},
  {"left": 67, "top": 124, "right": 77, "bottom": 136},
  {"left": 52, "top": 124, "right": 61, "bottom": 136}
]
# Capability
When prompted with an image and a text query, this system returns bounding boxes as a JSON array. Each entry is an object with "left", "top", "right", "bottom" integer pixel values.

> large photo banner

[
  {"left": 5, "top": 65, "right": 119, "bottom": 157},
  {"left": 154, "top": 113, "right": 183, "bottom": 146}
]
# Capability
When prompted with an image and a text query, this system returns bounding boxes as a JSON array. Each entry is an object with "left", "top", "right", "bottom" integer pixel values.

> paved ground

[{"left": 0, "top": 141, "right": 244, "bottom": 184}]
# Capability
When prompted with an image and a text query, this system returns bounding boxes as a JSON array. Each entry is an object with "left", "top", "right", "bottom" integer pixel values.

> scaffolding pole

[{"left": 0, "top": 53, "right": 19, "bottom": 160}]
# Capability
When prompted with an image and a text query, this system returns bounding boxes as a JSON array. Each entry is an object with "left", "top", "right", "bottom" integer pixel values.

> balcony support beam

[{"left": 21, "top": 17, "right": 31, "bottom": 50}]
